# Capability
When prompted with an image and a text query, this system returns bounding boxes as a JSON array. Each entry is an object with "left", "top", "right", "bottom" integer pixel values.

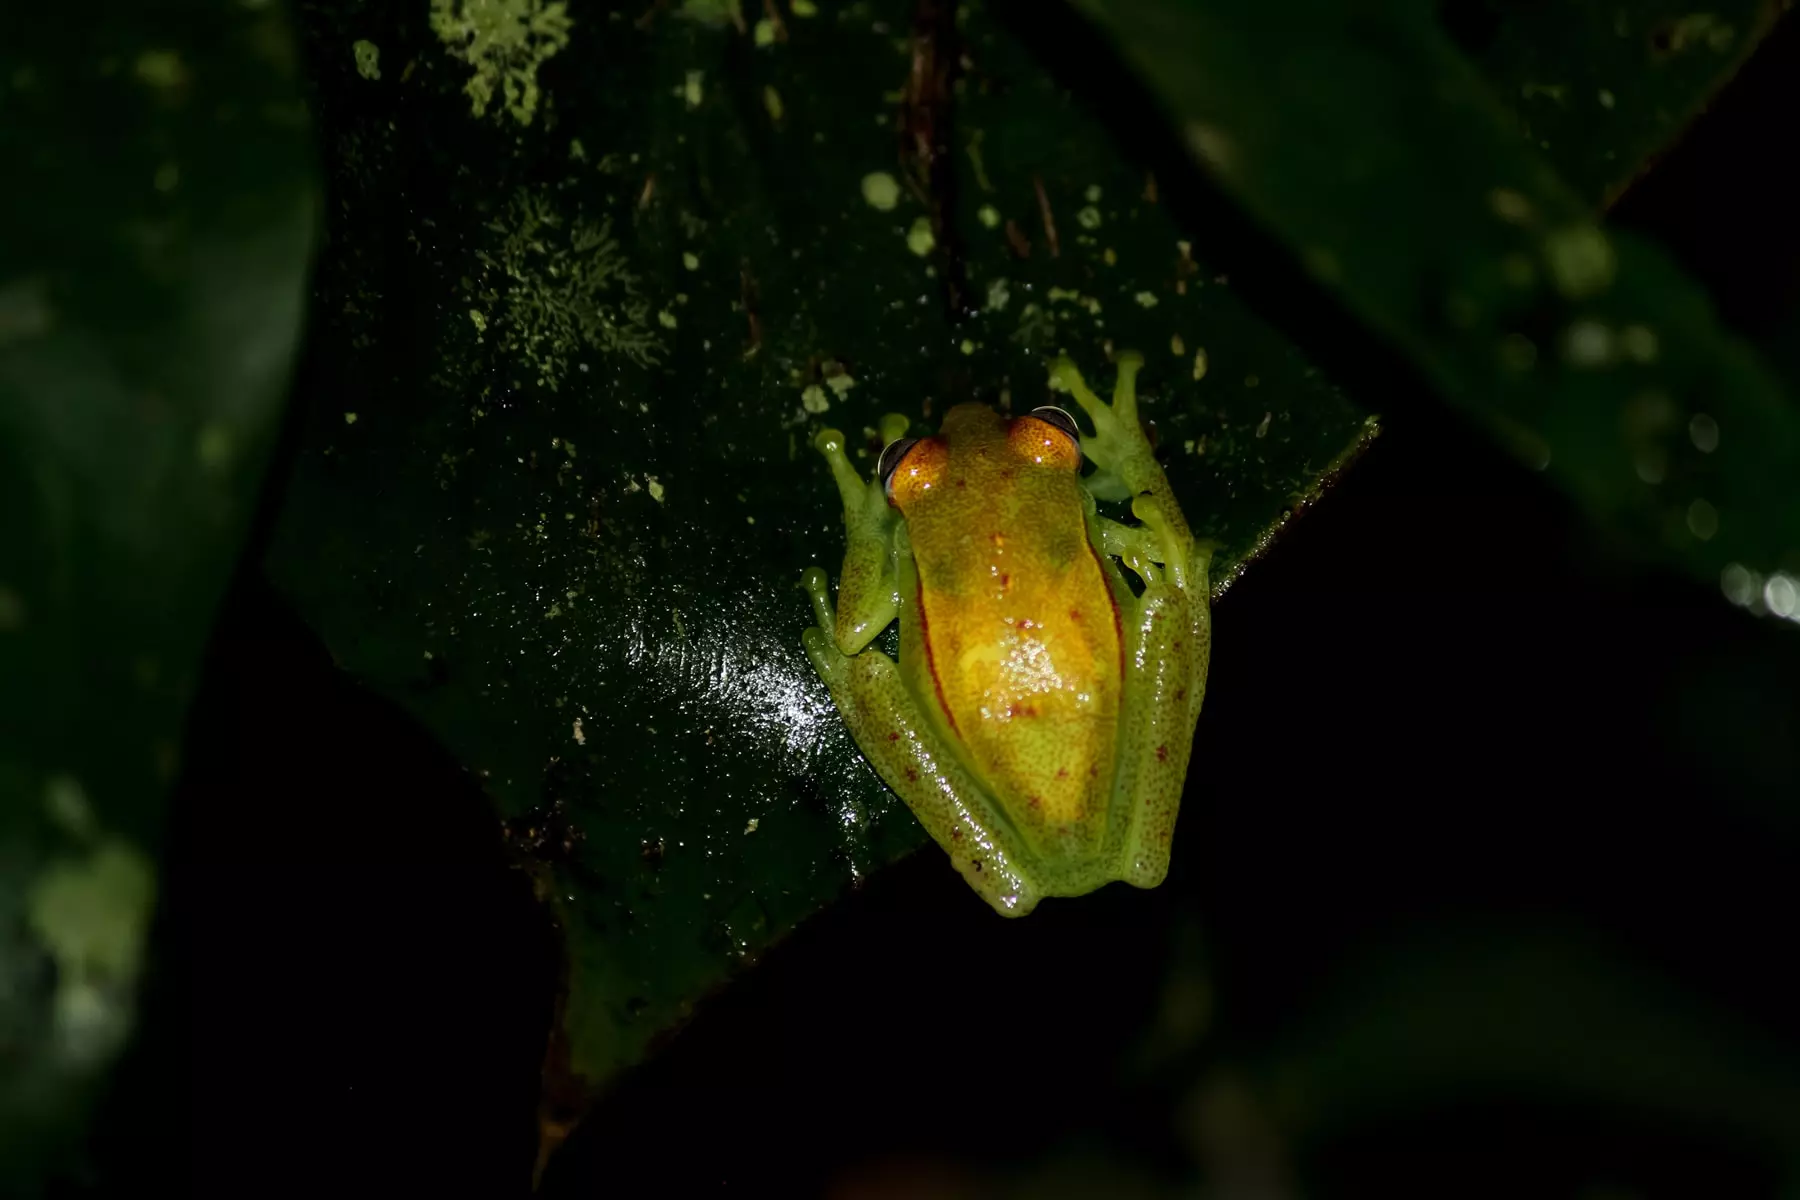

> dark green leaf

[
  {"left": 1064, "top": 0, "right": 1800, "bottom": 589},
  {"left": 0, "top": 0, "right": 316, "bottom": 1186},
  {"left": 266, "top": 0, "right": 1369, "bottom": 1095}
]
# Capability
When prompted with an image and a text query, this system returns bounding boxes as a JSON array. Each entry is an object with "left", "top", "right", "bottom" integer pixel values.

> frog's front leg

[
  {"left": 1052, "top": 351, "right": 1207, "bottom": 594},
  {"left": 799, "top": 568, "right": 1043, "bottom": 915},
  {"left": 1053, "top": 353, "right": 1214, "bottom": 886},
  {"left": 810, "top": 419, "right": 910, "bottom": 655},
  {"left": 1054, "top": 353, "right": 1213, "bottom": 722}
]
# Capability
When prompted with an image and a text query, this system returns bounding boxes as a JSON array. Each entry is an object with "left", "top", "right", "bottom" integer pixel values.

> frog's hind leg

[
  {"left": 1099, "top": 580, "right": 1199, "bottom": 888},
  {"left": 800, "top": 569, "right": 1044, "bottom": 916},
  {"left": 1095, "top": 514, "right": 1166, "bottom": 589}
]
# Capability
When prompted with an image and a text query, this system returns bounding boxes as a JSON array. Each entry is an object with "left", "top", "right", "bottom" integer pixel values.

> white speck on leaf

[
  {"left": 906, "top": 217, "right": 935, "bottom": 257},
  {"left": 861, "top": 172, "right": 900, "bottom": 212},
  {"left": 353, "top": 39, "right": 381, "bottom": 80}
]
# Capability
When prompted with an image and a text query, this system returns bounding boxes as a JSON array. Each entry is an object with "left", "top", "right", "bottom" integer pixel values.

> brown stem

[{"left": 900, "top": 0, "right": 971, "bottom": 318}]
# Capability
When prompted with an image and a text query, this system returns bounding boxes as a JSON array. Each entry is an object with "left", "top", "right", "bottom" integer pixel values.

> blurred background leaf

[
  {"left": 0, "top": 0, "right": 315, "bottom": 1189},
  {"left": 1449, "top": 0, "right": 1787, "bottom": 207},
  {"left": 1054, "top": 0, "right": 1800, "bottom": 595}
]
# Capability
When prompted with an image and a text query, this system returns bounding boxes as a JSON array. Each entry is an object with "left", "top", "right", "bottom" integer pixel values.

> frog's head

[{"left": 879, "top": 403, "right": 1083, "bottom": 514}]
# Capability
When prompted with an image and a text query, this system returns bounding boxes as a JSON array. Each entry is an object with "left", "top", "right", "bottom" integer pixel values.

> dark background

[{"left": 73, "top": 13, "right": 1800, "bottom": 1199}]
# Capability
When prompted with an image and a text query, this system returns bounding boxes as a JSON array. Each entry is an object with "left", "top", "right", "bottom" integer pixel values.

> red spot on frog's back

[{"left": 899, "top": 403, "right": 1124, "bottom": 837}]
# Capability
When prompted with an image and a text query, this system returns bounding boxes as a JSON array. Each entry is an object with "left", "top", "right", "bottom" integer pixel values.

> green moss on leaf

[
  {"left": 429, "top": 0, "right": 572, "bottom": 126},
  {"left": 472, "top": 189, "right": 662, "bottom": 390}
]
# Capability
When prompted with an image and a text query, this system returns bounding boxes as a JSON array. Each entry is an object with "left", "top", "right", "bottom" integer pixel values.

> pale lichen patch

[
  {"left": 472, "top": 189, "right": 661, "bottom": 389},
  {"left": 430, "top": 0, "right": 572, "bottom": 126}
]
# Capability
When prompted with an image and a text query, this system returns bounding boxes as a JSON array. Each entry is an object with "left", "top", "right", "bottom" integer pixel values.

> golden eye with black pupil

[
  {"left": 1030, "top": 405, "right": 1080, "bottom": 443},
  {"left": 878, "top": 436, "right": 922, "bottom": 498},
  {"left": 1028, "top": 406, "right": 1082, "bottom": 458}
]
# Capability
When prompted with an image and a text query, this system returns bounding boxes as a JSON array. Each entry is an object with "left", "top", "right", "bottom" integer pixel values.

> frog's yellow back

[{"left": 889, "top": 403, "right": 1122, "bottom": 859}]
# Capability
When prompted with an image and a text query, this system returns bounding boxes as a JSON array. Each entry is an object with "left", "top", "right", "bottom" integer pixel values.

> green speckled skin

[{"left": 801, "top": 354, "right": 1212, "bottom": 915}]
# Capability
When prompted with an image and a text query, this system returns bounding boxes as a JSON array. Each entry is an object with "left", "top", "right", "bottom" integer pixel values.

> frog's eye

[
  {"left": 1029, "top": 405, "right": 1081, "bottom": 445},
  {"left": 878, "top": 436, "right": 923, "bottom": 495},
  {"left": 1014, "top": 406, "right": 1083, "bottom": 470}
]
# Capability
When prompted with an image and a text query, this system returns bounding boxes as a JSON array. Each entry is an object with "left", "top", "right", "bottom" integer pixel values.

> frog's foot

[
  {"left": 1097, "top": 515, "right": 1166, "bottom": 588},
  {"left": 799, "top": 567, "right": 850, "bottom": 690},
  {"left": 812, "top": 427, "right": 866, "bottom": 509},
  {"left": 1051, "top": 351, "right": 1196, "bottom": 586}
]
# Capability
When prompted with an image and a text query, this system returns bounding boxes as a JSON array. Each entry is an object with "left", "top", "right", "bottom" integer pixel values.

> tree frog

[{"left": 799, "top": 353, "right": 1211, "bottom": 916}]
